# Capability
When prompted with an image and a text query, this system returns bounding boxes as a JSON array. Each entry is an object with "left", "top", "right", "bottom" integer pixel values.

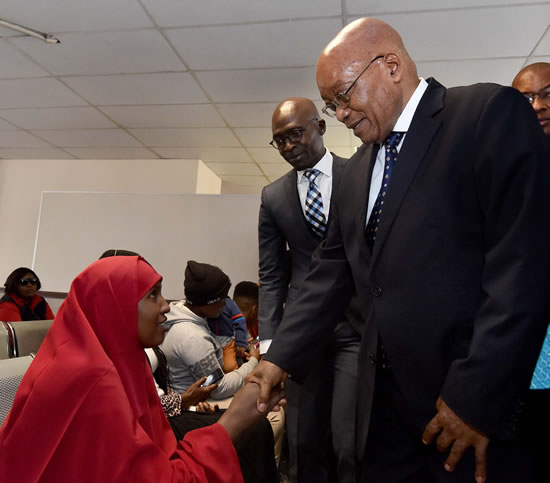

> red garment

[
  {"left": 0, "top": 292, "right": 55, "bottom": 321},
  {"left": 0, "top": 256, "right": 242, "bottom": 482}
]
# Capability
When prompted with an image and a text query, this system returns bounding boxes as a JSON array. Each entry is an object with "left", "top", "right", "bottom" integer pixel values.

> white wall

[{"left": 0, "top": 158, "right": 221, "bottom": 286}]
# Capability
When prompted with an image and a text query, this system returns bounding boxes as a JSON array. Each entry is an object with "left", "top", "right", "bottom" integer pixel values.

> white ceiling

[{"left": 0, "top": 0, "right": 548, "bottom": 192}]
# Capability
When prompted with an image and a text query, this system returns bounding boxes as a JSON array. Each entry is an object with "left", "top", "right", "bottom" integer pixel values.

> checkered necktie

[
  {"left": 303, "top": 168, "right": 327, "bottom": 238},
  {"left": 531, "top": 325, "right": 550, "bottom": 389},
  {"left": 366, "top": 132, "right": 404, "bottom": 251}
]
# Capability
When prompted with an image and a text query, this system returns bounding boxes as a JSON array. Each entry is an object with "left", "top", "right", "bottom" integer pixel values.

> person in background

[
  {"left": 207, "top": 297, "right": 249, "bottom": 372},
  {"left": 233, "top": 281, "right": 259, "bottom": 340},
  {"left": 258, "top": 97, "right": 362, "bottom": 483},
  {"left": 512, "top": 61, "right": 550, "bottom": 483},
  {"left": 0, "top": 267, "right": 55, "bottom": 321},
  {"left": 0, "top": 256, "right": 282, "bottom": 482},
  {"left": 161, "top": 260, "right": 260, "bottom": 399},
  {"left": 512, "top": 62, "right": 550, "bottom": 140}
]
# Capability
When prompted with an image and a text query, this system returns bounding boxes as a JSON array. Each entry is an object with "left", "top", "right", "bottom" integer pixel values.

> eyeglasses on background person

[
  {"left": 19, "top": 278, "right": 38, "bottom": 286},
  {"left": 269, "top": 118, "right": 319, "bottom": 150}
]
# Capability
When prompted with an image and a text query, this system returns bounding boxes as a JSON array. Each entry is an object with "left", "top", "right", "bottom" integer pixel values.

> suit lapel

[{"left": 370, "top": 80, "right": 445, "bottom": 266}]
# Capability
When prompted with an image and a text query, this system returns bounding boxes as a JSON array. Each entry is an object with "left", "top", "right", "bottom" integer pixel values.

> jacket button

[{"left": 372, "top": 286, "right": 382, "bottom": 297}]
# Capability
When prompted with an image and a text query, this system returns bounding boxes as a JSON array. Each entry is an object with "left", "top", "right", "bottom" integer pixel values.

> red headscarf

[{"left": 0, "top": 256, "right": 242, "bottom": 482}]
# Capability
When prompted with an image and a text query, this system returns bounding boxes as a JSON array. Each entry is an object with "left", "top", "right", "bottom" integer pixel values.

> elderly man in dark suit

[
  {"left": 258, "top": 97, "right": 361, "bottom": 482},
  {"left": 249, "top": 18, "right": 549, "bottom": 483}
]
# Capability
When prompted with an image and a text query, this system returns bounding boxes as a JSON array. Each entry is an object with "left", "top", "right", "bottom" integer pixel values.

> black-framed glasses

[
  {"left": 521, "top": 86, "right": 550, "bottom": 105},
  {"left": 19, "top": 278, "right": 38, "bottom": 286},
  {"left": 322, "top": 55, "right": 385, "bottom": 117},
  {"left": 269, "top": 119, "right": 318, "bottom": 150}
]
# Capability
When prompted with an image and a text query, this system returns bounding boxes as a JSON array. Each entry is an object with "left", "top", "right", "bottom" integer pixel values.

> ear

[
  {"left": 383, "top": 53, "right": 401, "bottom": 82},
  {"left": 317, "top": 118, "right": 327, "bottom": 135}
]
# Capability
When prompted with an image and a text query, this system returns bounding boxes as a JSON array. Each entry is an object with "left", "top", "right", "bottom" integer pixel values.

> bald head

[
  {"left": 271, "top": 97, "right": 326, "bottom": 171},
  {"left": 316, "top": 18, "right": 419, "bottom": 145},
  {"left": 512, "top": 62, "right": 550, "bottom": 137}
]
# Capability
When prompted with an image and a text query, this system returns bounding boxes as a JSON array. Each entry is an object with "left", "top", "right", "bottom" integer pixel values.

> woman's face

[
  {"left": 16, "top": 272, "right": 38, "bottom": 299},
  {"left": 137, "top": 281, "right": 170, "bottom": 348}
]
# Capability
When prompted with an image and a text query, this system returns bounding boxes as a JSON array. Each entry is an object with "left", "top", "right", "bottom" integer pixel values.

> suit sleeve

[
  {"left": 441, "top": 87, "right": 550, "bottom": 438},
  {"left": 264, "top": 192, "right": 355, "bottom": 382},
  {"left": 258, "top": 187, "right": 289, "bottom": 341}
]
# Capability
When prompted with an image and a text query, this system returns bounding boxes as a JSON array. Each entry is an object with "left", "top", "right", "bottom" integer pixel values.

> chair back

[
  {"left": 0, "top": 355, "right": 33, "bottom": 426},
  {"left": 7, "top": 320, "right": 53, "bottom": 358},
  {"left": 0, "top": 323, "right": 12, "bottom": 359}
]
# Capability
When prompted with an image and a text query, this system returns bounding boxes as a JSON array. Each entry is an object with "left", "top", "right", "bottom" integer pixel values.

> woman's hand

[
  {"left": 195, "top": 401, "right": 219, "bottom": 413},
  {"left": 180, "top": 377, "right": 217, "bottom": 410}
]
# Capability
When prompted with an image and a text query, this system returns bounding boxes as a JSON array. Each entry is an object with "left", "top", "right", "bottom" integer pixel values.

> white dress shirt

[{"left": 367, "top": 78, "right": 429, "bottom": 222}]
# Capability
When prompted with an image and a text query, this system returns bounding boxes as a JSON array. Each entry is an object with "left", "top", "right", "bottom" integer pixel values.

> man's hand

[
  {"left": 422, "top": 397, "right": 489, "bottom": 483},
  {"left": 246, "top": 359, "right": 287, "bottom": 413},
  {"left": 180, "top": 377, "right": 217, "bottom": 409},
  {"left": 235, "top": 345, "right": 249, "bottom": 360}
]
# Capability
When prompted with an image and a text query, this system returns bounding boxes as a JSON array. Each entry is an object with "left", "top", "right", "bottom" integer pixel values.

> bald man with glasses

[
  {"left": 250, "top": 19, "right": 549, "bottom": 483},
  {"left": 259, "top": 97, "right": 362, "bottom": 482}
]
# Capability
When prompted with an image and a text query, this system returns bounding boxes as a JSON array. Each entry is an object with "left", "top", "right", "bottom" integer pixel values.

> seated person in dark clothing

[
  {"left": 207, "top": 298, "right": 249, "bottom": 372},
  {"left": 233, "top": 281, "right": 259, "bottom": 341},
  {"left": 0, "top": 267, "right": 55, "bottom": 321}
]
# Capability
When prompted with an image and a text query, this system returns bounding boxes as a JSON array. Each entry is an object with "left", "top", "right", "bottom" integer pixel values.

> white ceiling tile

[
  {"left": 153, "top": 147, "right": 253, "bottom": 162},
  {"left": 196, "top": 67, "right": 319, "bottom": 103},
  {"left": 0, "top": 0, "right": 153, "bottom": 32},
  {"left": 167, "top": 19, "right": 340, "bottom": 70},
  {"left": 417, "top": 58, "right": 527, "bottom": 87},
  {"left": 142, "top": 0, "right": 341, "bottom": 27},
  {"left": 63, "top": 73, "right": 208, "bottom": 105},
  {"left": 99, "top": 105, "right": 225, "bottom": 128},
  {"left": 0, "top": 78, "right": 87, "bottom": 108},
  {"left": 533, "top": 28, "right": 550, "bottom": 56},
  {"left": 130, "top": 128, "right": 240, "bottom": 147},
  {"left": 218, "top": 175, "right": 268, "bottom": 187},
  {"left": 0, "top": 130, "right": 52, "bottom": 147},
  {"left": 234, "top": 127, "right": 271, "bottom": 147},
  {"left": 346, "top": 0, "right": 540, "bottom": 15},
  {"left": 0, "top": 40, "right": 48, "bottom": 78},
  {"left": 525, "top": 56, "right": 550, "bottom": 66},
  {"left": 0, "top": 148, "right": 74, "bottom": 159},
  {"left": 206, "top": 162, "right": 263, "bottom": 175},
  {"left": 375, "top": 5, "right": 550, "bottom": 60},
  {"left": 0, "top": 107, "right": 116, "bottom": 130},
  {"left": 248, "top": 147, "right": 284, "bottom": 163},
  {"left": 64, "top": 147, "right": 158, "bottom": 159},
  {"left": 12, "top": 30, "right": 185, "bottom": 76},
  {"left": 217, "top": 103, "right": 278, "bottom": 127},
  {"left": 323, "top": 125, "right": 352, "bottom": 146},
  {"left": 0, "top": 118, "right": 18, "bottom": 130},
  {"left": 32, "top": 129, "right": 142, "bottom": 147}
]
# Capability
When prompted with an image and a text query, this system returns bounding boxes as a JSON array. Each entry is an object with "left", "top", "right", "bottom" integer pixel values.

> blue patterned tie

[
  {"left": 366, "top": 132, "right": 404, "bottom": 250},
  {"left": 531, "top": 325, "right": 550, "bottom": 389},
  {"left": 303, "top": 168, "right": 327, "bottom": 238}
]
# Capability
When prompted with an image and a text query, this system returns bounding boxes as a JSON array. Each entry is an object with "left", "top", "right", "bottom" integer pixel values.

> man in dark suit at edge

[
  {"left": 258, "top": 97, "right": 361, "bottom": 482},
  {"left": 249, "top": 18, "right": 549, "bottom": 483}
]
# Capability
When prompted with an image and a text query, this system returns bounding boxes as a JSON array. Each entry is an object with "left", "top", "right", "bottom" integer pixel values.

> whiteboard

[{"left": 34, "top": 191, "right": 260, "bottom": 300}]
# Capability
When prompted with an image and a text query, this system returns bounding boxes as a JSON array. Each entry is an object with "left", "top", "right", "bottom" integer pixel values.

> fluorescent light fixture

[{"left": 0, "top": 18, "right": 60, "bottom": 44}]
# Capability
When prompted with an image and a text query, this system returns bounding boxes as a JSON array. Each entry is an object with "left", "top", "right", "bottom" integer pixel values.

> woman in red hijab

[{"left": 0, "top": 256, "right": 271, "bottom": 482}]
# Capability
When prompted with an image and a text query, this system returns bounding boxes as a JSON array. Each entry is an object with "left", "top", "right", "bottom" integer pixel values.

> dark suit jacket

[
  {"left": 258, "top": 153, "right": 361, "bottom": 340},
  {"left": 265, "top": 79, "right": 550, "bottom": 454}
]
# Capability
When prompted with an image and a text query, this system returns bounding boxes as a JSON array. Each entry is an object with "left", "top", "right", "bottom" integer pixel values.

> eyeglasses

[
  {"left": 322, "top": 55, "right": 384, "bottom": 117},
  {"left": 269, "top": 119, "right": 318, "bottom": 150},
  {"left": 521, "top": 87, "right": 550, "bottom": 105},
  {"left": 19, "top": 278, "right": 38, "bottom": 286}
]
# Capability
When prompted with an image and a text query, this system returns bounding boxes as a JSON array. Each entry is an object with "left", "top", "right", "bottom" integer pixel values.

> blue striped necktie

[
  {"left": 366, "top": 132, "right": 404, "bottom": 251},
  {"left": 303, "top": 168, "right": 327, "bottom": 238},
  {"left": 531, "top": 325, "right": 550, "bottom": 389}
]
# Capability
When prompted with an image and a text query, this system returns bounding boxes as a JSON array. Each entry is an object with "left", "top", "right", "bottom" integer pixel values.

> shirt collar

[
  {"left": 297, "top": 148, "right": 333, "bottom": 184},
  {"left": 392, "top": 77, "right": 428, "bottom": 133}
]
